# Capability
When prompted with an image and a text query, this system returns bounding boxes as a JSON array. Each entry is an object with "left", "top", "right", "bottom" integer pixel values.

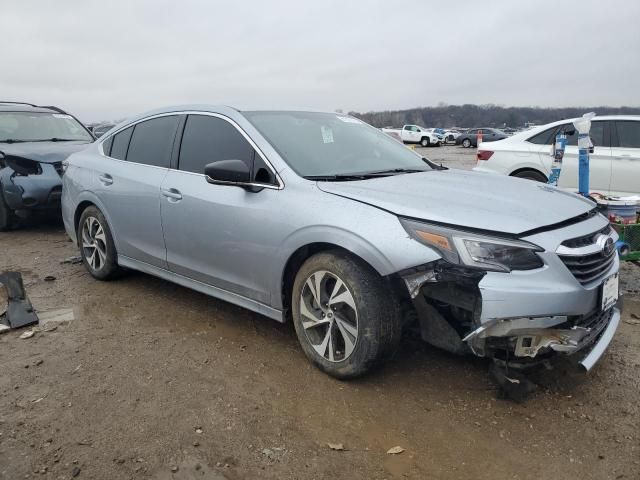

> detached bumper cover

[{"left": 579, "top": 307, "right": 620, "bottom": 371}]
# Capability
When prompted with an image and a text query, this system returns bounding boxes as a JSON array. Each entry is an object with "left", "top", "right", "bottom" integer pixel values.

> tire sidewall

[
  {"left": 291, "top": 252, "right": 398, "bottom": 379},
  {"left": 462, "top": 138, "right": 471, "bottom": 148},
  {"left": 420, "top": 138, "right": 430, "bottom": 147}
]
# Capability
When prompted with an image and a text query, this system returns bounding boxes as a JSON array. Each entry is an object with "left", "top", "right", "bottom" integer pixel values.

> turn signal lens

[{"left": 416, "top": 231, "right": 452, "bottom": 251}]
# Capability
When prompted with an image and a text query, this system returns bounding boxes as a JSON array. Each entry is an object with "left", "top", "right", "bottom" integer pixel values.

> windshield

[
  {"left": 243, "top": 111, "right": 432, "bottom": 177},
  {"left": 0, "top": 112, "right": 93, "bottom": 142}
]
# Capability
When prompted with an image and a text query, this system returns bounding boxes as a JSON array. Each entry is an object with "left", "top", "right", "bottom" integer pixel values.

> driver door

[{"left": 160, "top": 114, "right": 282, "bottom": 305}]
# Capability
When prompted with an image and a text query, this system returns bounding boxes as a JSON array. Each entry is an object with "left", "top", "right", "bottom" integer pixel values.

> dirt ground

[{"left": 1, "top": 147, "right": 639, "bottom": 479}]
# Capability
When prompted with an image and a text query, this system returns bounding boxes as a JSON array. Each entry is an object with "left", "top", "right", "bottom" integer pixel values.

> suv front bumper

[{"left": 1, "top": 163, "right": 62, "bottom": 211}]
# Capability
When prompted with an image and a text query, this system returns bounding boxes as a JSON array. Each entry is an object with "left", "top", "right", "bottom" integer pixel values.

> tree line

[{"left": 350, "top": 104, "right": 640, "bottom": 129}]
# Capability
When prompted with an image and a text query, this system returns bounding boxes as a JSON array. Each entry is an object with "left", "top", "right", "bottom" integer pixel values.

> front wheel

[
  {"left": 420, "top": 137, "right": 430, "bottom": 147},
  {"left": 462, "top": 138, "right": 472, "bottom": 148},
  {"left": 77, "top": 206, "right": 123, "bottom": 280},
  {"left": 291, "top": 251, "right": 401, "bottom": 379}
]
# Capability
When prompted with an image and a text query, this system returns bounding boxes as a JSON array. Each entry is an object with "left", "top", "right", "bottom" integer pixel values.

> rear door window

[
  {"left": 126, "top": 116, "right": 180, "bottom": 168},
  {"left": 109, "top": 126, "right": 134, "bottom": 160},
  {"left": 616, "top": 121, "right": 640, "bottom": 148}
]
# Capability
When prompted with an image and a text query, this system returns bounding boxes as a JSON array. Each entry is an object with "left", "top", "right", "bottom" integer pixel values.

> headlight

[{"left": 400, "top": 218, "right": 544, "bottom": 272}]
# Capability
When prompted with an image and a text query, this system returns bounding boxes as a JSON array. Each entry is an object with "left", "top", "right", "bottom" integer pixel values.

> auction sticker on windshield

[{"left": 601, "top": 273, "right": 619, "bottom": 311}]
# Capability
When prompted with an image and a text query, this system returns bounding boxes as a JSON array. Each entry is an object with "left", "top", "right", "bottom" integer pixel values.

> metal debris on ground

[
  {"left": 0, "top": 271, "right": 39, "bottom": 330},
  {"left": 327, "top": 443, "right": 345, "bottom": 451},
  {"left": 19, "top": 330, "right": 35, "bottom": 339},
  {"left": 386, "top": 446, "right": 405, "bottom": 455},
  {"left": 60, "top": 255, "right": 83, "bottom": 265}
]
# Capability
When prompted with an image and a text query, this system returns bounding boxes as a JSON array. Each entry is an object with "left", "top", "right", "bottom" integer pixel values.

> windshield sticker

[
  {"left": 321, "top": 125, "right": 334, "bottom": 144},
  {"left": 52, "top": 114, "right": 73, "bottom": 119},
  {"left": 336, "top": 116, "right": 362, "bottom": 124}
]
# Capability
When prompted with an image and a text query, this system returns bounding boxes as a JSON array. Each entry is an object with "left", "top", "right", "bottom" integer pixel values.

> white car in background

[{"left": 473, "top": 115, "right": 640, "bottom": 197}]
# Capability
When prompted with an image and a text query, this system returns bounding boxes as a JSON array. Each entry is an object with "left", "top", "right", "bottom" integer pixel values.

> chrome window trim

[{"left": 98, "top": 110, "right": 284, "bottom": 190}]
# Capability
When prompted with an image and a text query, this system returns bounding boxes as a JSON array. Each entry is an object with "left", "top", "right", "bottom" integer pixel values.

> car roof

[
  {"left": 511, "top": 115, "right": 640, "bottom": 140},
  {"left": 0, "top": 102, "right": 65, "bottom": 114}
]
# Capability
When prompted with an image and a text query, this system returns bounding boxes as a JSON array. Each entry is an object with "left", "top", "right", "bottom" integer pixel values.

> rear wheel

[
  {"left": 512, "top": 170, "right": 547, "bottom": 182},
  {"left": 420, "top": 137, "right": 430, "bottom": 147},
  {"left": 291, "top": 251, "right": 401, "bottom": 379},
  {"left": 77, "top": 206, "right": 122, "bottom": 280},
  {"left": 0, "top": 193, "right": 17, "bottom": 231},
  {"left": 462, "top": 138, "right": 472, "bottom": 148}
]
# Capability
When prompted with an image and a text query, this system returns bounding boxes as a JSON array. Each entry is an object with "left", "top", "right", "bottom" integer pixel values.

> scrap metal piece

[
  {"left": 0, "top": 271, "right": 39, "bottom": 329},
  {"left": 402, "top": 269, "right": 437, "bottom": 299}
]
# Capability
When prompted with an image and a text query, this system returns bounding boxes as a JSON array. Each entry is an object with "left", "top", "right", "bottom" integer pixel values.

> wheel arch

[
  {"left": 277, "top": 237, "right": 394, "bottom": 322},
  {"left": 72, "top": 192, "right": 121, "bottom": 252},
  {"left": 509, "top": 167, "right": 548, "bottom": 181}
]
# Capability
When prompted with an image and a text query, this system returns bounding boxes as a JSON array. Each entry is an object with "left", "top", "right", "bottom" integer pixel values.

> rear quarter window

[{"left": 109, "top": 126, "right": 134, "bottom": 160}]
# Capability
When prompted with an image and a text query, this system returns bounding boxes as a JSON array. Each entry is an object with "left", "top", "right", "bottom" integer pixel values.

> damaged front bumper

[
  {"left": 0, "top": 163, "right": 63, "bottom": 211},
  {"left": 401, "top": 253, "right": 621, "bottom": 372},
  {"left": 462, "top": 306, "right": 621, "bottom": 371}
]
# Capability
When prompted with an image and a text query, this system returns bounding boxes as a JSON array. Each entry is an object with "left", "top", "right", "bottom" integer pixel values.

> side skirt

[{"left": 117, "top": 255, "right": 284, "bottom": 323}]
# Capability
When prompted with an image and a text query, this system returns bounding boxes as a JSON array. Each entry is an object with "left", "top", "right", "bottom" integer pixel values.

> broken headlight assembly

[
  {"left": 6, "top": 157, "right": 42, "bottom": 176},
  {"left": 400, "top": 218, "right": 544, "bottom": 272}
]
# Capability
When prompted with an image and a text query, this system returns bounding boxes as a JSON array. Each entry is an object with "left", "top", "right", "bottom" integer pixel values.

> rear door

[
  {"left": 160, "top": 113, "right": 282, "bottom": 304},
  {"left": 556, "top": 120, "right": 612, "bottom": 194},
  {"left": 96, "top": 115, "right": 181, "bottom": 268},
  {"left": 610, "top": 120, "right": 640, "bottom": 196}
]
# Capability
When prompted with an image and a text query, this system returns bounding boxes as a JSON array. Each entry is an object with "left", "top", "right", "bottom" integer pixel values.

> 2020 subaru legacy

[{"left": 61, "top": 106, "right": 621, "bottom": 380}]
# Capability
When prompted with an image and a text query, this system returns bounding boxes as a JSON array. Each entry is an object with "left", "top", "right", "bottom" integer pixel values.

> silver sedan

[{"left": 61, "top": 106, "right": 621, "bottom": 380}]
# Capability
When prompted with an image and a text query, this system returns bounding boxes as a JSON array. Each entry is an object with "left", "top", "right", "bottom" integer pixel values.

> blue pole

[{"left": 578, "top": 132, "right": 590, "bottom": 196}]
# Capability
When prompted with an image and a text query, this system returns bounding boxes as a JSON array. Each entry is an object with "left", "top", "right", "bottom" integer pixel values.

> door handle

[
  {"left": 98, "top": 174, "right": 113, "bottom": 186},
  {"left": 161, "top": 188, "right": 183, "bottom": 201}
]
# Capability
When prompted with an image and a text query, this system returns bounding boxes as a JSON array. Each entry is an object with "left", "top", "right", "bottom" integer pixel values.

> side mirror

[{"left": 204, "top": 160, "right": 251, "bottom": 186}]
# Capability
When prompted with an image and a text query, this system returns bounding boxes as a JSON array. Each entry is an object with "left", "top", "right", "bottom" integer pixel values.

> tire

[
  {"left": 462, "top": 138, "right": 472, "bottom": 148},
  {"left": 420, "top": 137, "right": 430, "bottom": 147},
  {"left": 0, "top": 192, "right": 17, "bottom": 231},
  {"left": 291, "top": 250, "right": 401, "bottom": 379},
  {"left": 77, "top": 206, "right": 122, "bottom": 280},
  {"left": 512, "top": 170, "right": 547, "bottom": 182}
]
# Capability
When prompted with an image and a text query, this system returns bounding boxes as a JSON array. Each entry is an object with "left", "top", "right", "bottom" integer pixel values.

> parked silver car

[{"left": 61, "top": 106, "right": 621, "bottom": 380}]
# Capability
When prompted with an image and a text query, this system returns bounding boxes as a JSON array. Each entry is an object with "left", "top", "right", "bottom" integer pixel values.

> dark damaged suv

[{"left": 0, "top": 102, "right": 94, "bottom": 230}]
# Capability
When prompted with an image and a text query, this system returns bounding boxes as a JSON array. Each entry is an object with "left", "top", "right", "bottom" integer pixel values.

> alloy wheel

[
  {"left": 81, "top": 216, "right": 107, "bottom": 271},
  {"left": 299, "top": 270, "right": 359, "bottom": 362}
]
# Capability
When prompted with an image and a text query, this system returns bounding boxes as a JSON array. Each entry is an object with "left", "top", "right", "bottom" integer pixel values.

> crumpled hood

[
  {"left": 0, "top": 141, "right": 91, "bottom": 164},
  {"left": 316, "top": 169, "right": 595, "bottom": 235}
]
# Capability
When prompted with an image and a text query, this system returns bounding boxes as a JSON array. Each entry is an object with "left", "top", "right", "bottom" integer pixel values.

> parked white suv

[
  {"left": 473, "top": 116, "right": 640, "bottom": 197},
  {"left": 381, "top": 125, "right": 441, "bottom": 147}
]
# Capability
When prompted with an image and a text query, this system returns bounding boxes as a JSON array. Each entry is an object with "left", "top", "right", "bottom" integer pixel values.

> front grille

[
  {"left": 559, "top": 248, "right": 616, "bottom": 285},
  {"left": 561, "top": 225, "right": 611, "bottom": 248},
  {"left": 53, "top": 162, "right": 63, "bottom": 177}
]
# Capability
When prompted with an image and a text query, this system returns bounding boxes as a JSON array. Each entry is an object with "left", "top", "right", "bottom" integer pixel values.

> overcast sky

[{"left": 1, "top": 0, "right": 639, "bottom": 123}]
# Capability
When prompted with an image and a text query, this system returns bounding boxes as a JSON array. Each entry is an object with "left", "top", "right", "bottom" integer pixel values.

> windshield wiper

[
  {"left": 303, "top": 174, "right": 371, "bottom": 181},
  {"left": 0, "top": 139, "right": 27, "bottom": 144},
  {"left": 422, "top": 157, "right": 448, "bottom": 170},
  {"left": 37, "top": 138, "right": 81, "bottom": 142},
  {"left": 304, "top": 168, "right": 431, "bottom": 181},
  {"left": 361, "top": 168, "right": 430, "bottom": 175}
]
